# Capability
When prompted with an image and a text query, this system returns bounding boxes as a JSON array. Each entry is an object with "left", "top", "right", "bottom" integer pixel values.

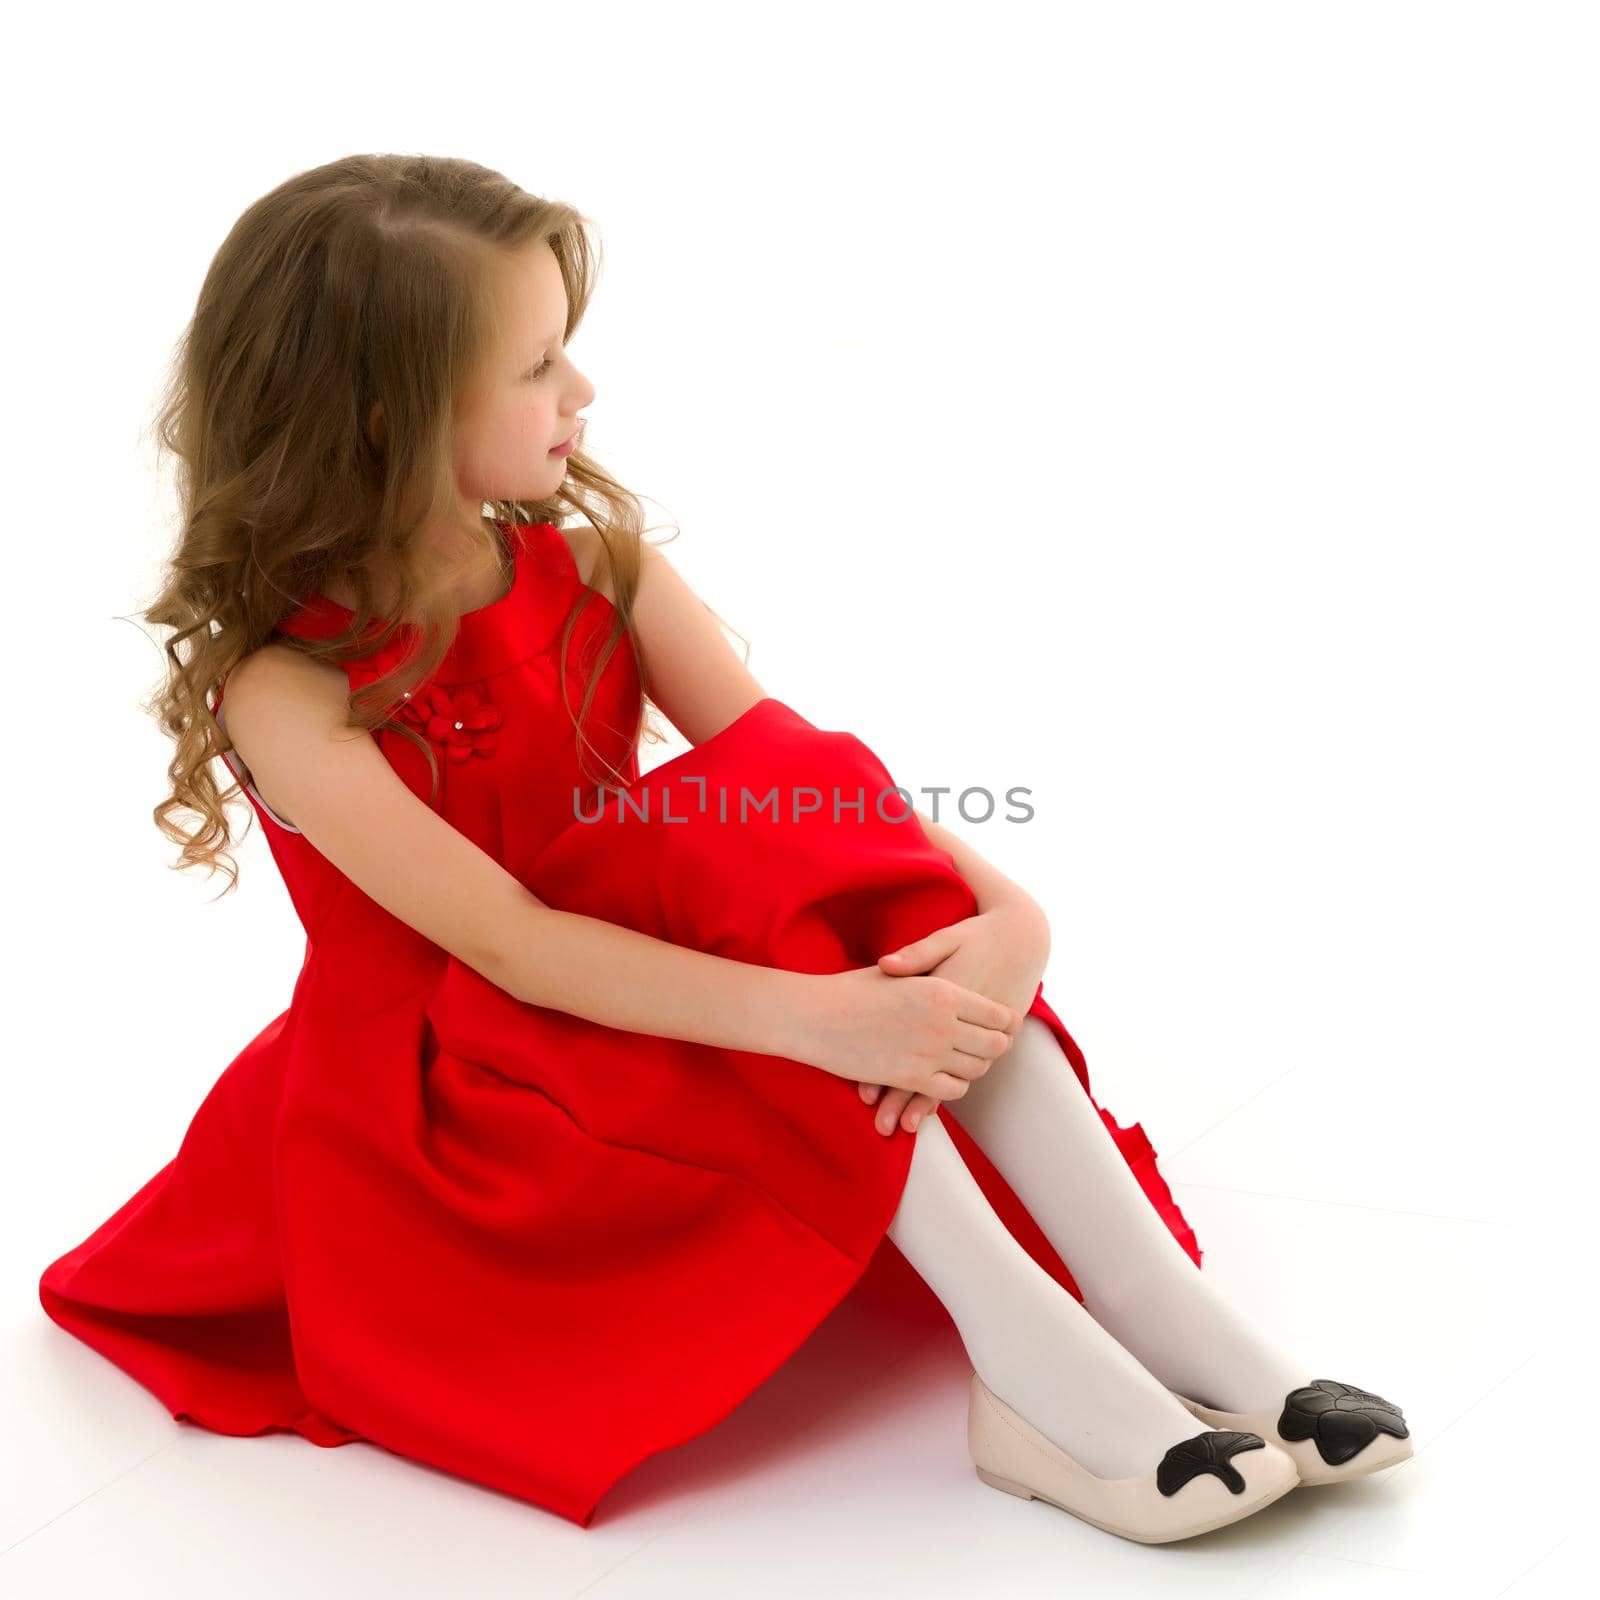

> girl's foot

[{"left": 969, "top": 1371, "right": 1300, "bottom": 1542}]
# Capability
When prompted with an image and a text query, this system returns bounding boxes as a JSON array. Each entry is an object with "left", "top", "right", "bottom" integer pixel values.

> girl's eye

[{"left": 525, "top": 359, "right": 552, "bottom": 381}]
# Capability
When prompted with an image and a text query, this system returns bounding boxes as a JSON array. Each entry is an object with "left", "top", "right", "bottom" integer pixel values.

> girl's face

[{"left": 455, "top": 238, "right": 595, "bottom": 505}]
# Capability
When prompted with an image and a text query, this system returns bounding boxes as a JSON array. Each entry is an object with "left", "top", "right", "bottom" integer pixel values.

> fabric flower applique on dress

[{"left": 397, "top": 682, "right": 503, "bottom": 763}]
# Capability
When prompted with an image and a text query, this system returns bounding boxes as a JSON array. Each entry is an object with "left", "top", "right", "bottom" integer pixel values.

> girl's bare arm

[{"left": 914, "top": 807, "right": 1047, "bottom": 929}]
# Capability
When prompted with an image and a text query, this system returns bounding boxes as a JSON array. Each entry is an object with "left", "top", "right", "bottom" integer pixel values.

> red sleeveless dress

[{"left": 38, "top": 520, "right": 1202, "bottom": 1528}]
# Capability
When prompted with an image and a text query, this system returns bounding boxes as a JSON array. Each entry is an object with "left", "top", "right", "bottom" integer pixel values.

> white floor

[{"left": 4, "top": 1024, "right": 1575, "bottom": 1600}]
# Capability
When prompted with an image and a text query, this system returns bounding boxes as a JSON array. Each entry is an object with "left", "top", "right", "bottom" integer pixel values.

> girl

[{"left": 38, "top": 154, "right": 1410, "bottom": 1544}]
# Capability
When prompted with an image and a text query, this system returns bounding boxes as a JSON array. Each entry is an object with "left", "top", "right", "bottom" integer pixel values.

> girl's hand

[
  {"left": 858, "top": 902, "right": 1050, "bottom": 1136},
  {"left": 786, "top": 965, "right": 1023, "bottom": 1105}
]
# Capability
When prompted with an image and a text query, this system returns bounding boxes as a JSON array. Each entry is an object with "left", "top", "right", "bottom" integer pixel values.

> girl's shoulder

[
  {"left": 554, "top": 522, "right": 620, "bottom": 608},
  {"left": 212, "top": 642, "right": 349, "bottom": 833},
  {"left": 221, "top": 638, "right": 347, "bottom": 709}
]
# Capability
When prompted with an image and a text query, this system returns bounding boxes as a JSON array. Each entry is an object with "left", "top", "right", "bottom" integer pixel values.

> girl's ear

[{"left": 366, "top": 400, "right": 386, "bottom": 450}]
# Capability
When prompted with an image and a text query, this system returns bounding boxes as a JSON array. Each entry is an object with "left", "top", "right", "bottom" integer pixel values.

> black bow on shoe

[
  {"left": 1278, "top": 1379, "right": 1410, "bottom": 1466},
  {"left": 1156, "top": 1430, "right": 1267, "bottom": 1496}
]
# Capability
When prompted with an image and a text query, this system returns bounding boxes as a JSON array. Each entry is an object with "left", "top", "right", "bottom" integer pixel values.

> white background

[{"left": 4, "top": 1, "right": 1594, "bottom": 1594}]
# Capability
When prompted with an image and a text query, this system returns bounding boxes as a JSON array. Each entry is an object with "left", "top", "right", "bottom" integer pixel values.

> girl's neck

[{"left": 324, "top": 520, "right": 511, "bottom": 617}]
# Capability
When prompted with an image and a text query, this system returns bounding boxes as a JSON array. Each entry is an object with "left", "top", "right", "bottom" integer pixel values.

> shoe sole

[{"left": 974, "top": 1463, "right": 1300, "bottom": 1543}]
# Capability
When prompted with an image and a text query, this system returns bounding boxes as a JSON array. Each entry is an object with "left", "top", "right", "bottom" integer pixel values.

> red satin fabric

[{"left": 38, "top": 521, "right": 1201, "bottom": 1527}]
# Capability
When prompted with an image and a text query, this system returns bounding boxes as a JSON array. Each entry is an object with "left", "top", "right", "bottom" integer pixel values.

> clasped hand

[{"left": 859, "top": 901, "right": 1050, "bottom": 1137}]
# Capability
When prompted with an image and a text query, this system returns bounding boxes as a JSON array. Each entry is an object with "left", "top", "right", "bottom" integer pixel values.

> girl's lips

[{"left": 549, "top": 429, "right": 579, "bottom": 457}]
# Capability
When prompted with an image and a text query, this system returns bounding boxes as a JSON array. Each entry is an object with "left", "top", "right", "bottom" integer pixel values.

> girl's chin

[{"left": 500, "top": 467, "right": 565, "bottom": 498}]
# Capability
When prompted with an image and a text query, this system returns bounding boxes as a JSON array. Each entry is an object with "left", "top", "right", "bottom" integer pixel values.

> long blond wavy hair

[{"left": 141, "top": 154, "right": 719, "bottom": 894}]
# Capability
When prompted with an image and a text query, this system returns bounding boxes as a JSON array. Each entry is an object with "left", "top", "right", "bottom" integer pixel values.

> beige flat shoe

[
  {"left": 1170, "top": 1378, "right": 1413, "bottom": 1486},
  {"left": 967, "top": 1371, "right": 1300, "bottom": 1543}
]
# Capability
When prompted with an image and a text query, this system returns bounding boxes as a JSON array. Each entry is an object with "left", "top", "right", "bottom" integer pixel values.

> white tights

[{"left": 884, "top": 1015, "right": 1309, "bottom": 1480}]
